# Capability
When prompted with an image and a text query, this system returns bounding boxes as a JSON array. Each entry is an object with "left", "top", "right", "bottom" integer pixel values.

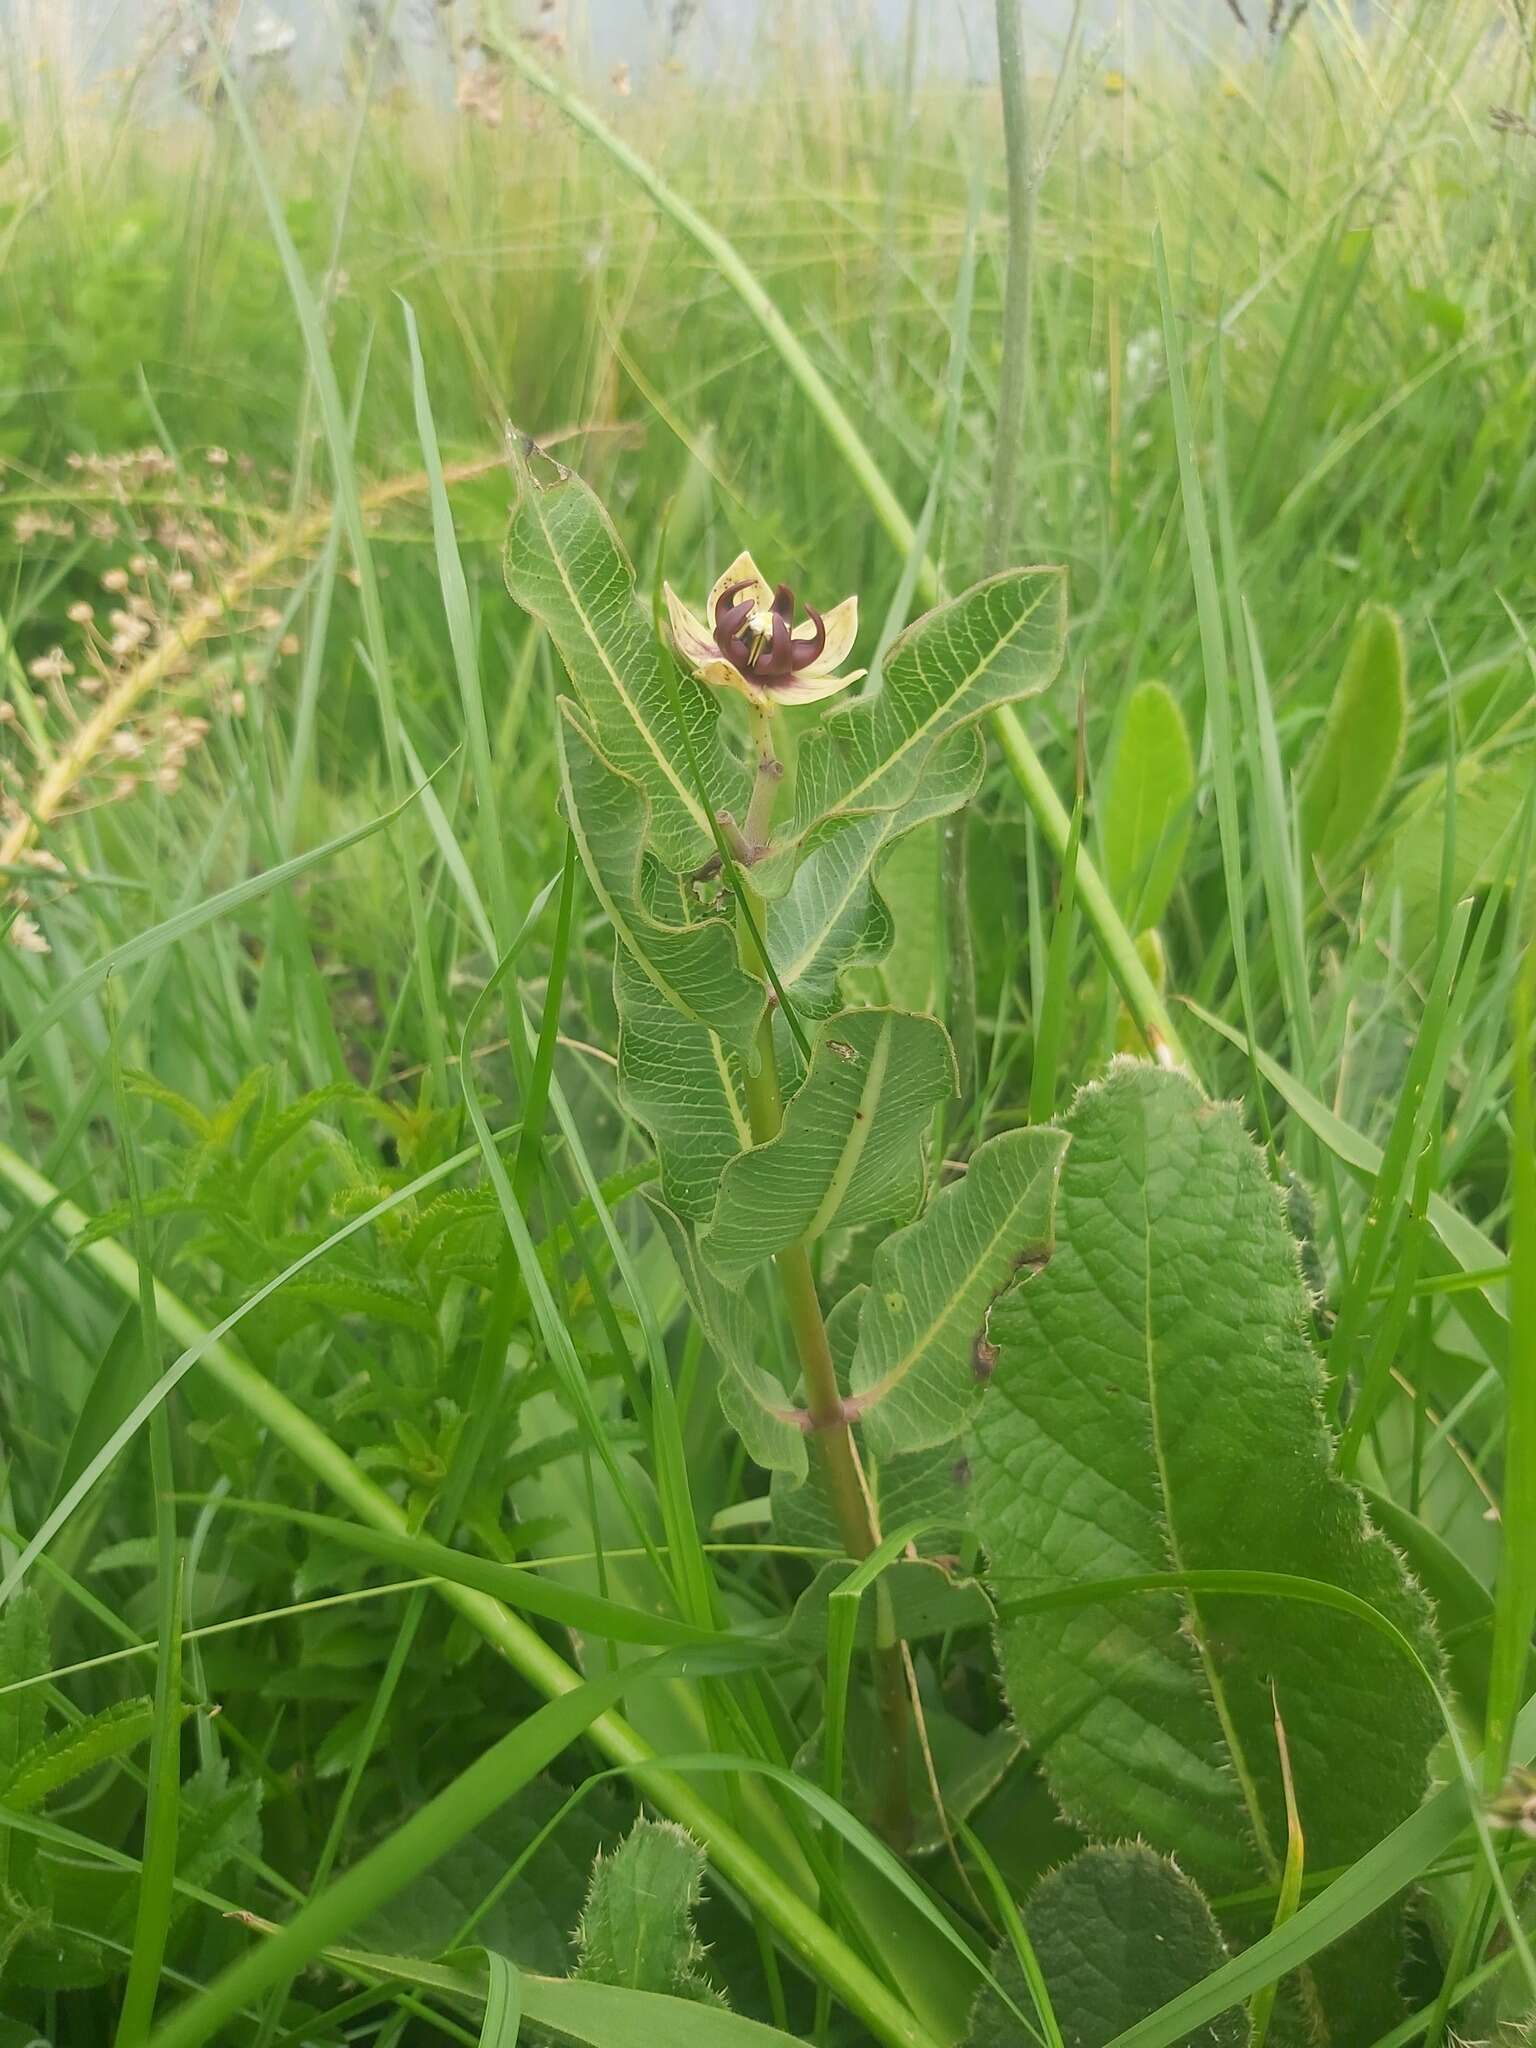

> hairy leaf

[
  {"left": 557, "top": 701, "right": 763, "bottom": 1051},
  {"left": 504, "top": 448, "right": 748, "bottom": 870},
  {"left": 1299, "top": 603, "right": 1407, "bottom": 881},
  {"left": 848, "top": 1127, "right": 1068, "bottom": 1457},
  {"left": 575, "top": 1818, "right": 723, "bottom": 2005},
  {"left": 971, "top": 1062, "right": 1442, "bottom": 2040},
  {"left": 966, "top": 1844, "right": 1247, "bottom": 2048},
  {"left": 1101, "top": 680, "right": 1195, "bottom": 933},
  {"left": 700, "top": 1008, "right": 955, "bottom": 1284}
]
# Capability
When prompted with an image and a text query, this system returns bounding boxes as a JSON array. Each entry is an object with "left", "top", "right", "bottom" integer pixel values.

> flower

[{"left": 664, "top": 551, "right": 862, "bottom": 710}]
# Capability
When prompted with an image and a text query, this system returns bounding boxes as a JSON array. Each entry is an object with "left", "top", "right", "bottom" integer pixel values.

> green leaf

[
  {"left": 848, "top": 1126, "right": 1069, "bottom": 1457},
  {"left": 1298, "top": 603, "right": 1407, "bottom": 881},
  {"left": 967, "top": 1845, "right": 1248, "bottom": 2048},
  {"left": 1373, "top": 745, "right": 1533, "bottom": 957},
  {"left": 783, "top": 566, "right": 1067, "bottom": 842},
  {"left": 0, "top": 1590, "right": 48, "bottom": 1897},
  {"left": 784, "top": 1557, "right": 992, "bottom": 1652},
  {"left": 765, "top": 730, "right": 984, "bottom": 1014},
  {"left": 504, "top": 448, "right": 748, "bottom": 871},
  {"left": 700, "top": 1008, "right": 956, "bottom": 1285},
  {"left": 574, "top": 1818, "right": 723, "bottom": 2005},
  {"left": 971, "top": 1062, "right": 1443, "bottom": 2041},
  {"left": 647, "top": 1196, "right": 807, "bottom": 1480},
  {"left": 0, "top": 1697, "right": 162, "bottom": 1813},
  {"left": 617, "top": 949, "right": 751, "bottom": 1226},
  {"left": 1100, "top": 681, "right": 1195, "bottom": 934},
  {"left": 360, "top": 1777, "right": 616, "bottom": 1978},
  {"left": 557, "top": 700, "right": 763, "bottom": 1052}
]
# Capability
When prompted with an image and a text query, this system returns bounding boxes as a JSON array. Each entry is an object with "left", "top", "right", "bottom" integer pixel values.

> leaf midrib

[
  {"left": 528, "top": 483, "right": 711, "bottom": 844},
  {"left": 802, "top": 1019, "right": 895, "bottom": 1243},
  {"left": 1139, "top": 1197, "right": 1282, "bottom": 1889},
  {"left": 854, "top": 1162, "right": 1045, "bottom": 1419},
  {"left": 823, "top": 573, "right": 1058, "bottom": 819}
]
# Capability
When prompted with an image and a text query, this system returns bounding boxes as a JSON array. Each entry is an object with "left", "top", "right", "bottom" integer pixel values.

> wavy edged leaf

[
  {"left": 785, "top": 565, "right": 1067, "bottom": 837},
  {"left": 648, "top": 1195, "right": 807, "bottom": 1480},
  {"left": 966, "top": 1844, "right": 1248, "bottom": 2048},
  {"left": 575, "top": 1818, "right": 723, "bottom": 2005},
  {"left": 1101, "top": 680, "right": 1195, "bottom": 933},
  {"left": 765, "top": 729, "right": 984, "bottom": 1016},
  {"left": 971, "top": 1062, "right": 1443, "bottom": 2041},
  {"left": 700, "top": 1007, "right": 956, "bottom": 1285},
  {"left": 1299, "top": 602, "right": 1407, "bottom": 881},
  {"left": 503, "top": 445, "right": 748, "bottom": 870},
  {"left": 849, "top": 1126, "right": 1069, "bottom": 1458},
  {"left": 556, "top": 701, "right": 763, "bottom": 1051},
  {"left": 616, "top": 948, "right": 750, "bottom": 1226}
]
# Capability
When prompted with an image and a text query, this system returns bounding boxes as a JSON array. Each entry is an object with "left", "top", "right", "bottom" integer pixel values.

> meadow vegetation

[{"left": 0, "top": 5, "right": 1533, "bottom": 2045}]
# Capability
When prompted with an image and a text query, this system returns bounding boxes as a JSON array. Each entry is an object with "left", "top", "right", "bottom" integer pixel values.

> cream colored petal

[
  {"left": 792, "top": 593, "right": 858, "bottom": 676},
  {"left": 770, "top": 666, "right": 866, "bottom": 708},
  {"left": 707, "top": 550, "right": 771, "bottom": 624},
  {"left": 664, "top": 583, "right": 720, "bottom": 669},
  {"left": 694, "top": 658, "right": 748, "bottom": 690}
]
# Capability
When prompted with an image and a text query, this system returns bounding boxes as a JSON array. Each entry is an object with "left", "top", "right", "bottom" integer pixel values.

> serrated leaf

[
  {"left": 966, "top": 1844, "right": 1248, "bottom": 2048},
  {"left": 558, "top": 701, "right": 763, "bottom": 1053},
  {"left": 700, "top": 1008, "right": 955, "bottom": 1285},
  {"left": 782, "top": 566, "right": 1066, "bottom": 842},
  {"left": 1299, "top": 602, "right": 1407, "bottom": 881},
  {"left": 648, "top": 1196, "right": 807, "bottom": 1480},
  {"left": 1101, "top": 680, "right": 1195, "bottom": 933},
  {"left": 0, "top": 1590, "right": 48, "bottom": 1897},
  {"left": 617, "top": 949, "right": 751, "bottom": 1225},
  {"left": 575, "top": 1819, "right": 723, "bottom": 2006},
  {"left": 971, "top": 1062, "right": 1443, "bottom": 2040},
  {"left": 0, "top": 1697, "right": 163, "bottom": 1812},
  {"left": 848, "top": 1126, "right": 1069, "bottom": 1457},
  {"left": 504, "top": 449, "right": 748, "bottom": 871},
  {"left": 765, "top": 729, "right": 983, "bottom": 1015}
]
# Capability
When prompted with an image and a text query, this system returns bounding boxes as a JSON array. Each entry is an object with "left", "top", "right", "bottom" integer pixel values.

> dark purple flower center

[{"left": 712, "top": 580, "right": 827, "bottom": 685}]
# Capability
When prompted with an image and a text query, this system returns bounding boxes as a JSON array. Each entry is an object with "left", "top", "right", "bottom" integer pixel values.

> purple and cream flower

[{"left": 664, "top": 551, "right": 863, "bottom": 711}]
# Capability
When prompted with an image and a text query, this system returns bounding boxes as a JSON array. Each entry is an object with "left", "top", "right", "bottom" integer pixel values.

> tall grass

[{"left": 0, "top": 3, "right": 1533, "bottom": 2042}]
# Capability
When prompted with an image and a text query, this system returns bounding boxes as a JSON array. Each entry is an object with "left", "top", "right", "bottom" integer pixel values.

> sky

[{"left": 8, "top": 0, "right": 1259, "bottom": 100}]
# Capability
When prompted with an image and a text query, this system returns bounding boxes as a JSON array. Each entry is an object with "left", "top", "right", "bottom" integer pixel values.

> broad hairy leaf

[
  {"left": 557, "top": 701, "right": 763, "bottom": 1052},
  {"left": 648, "top": 1195, "right": 808, "bottom": 1479},
  {"left": 1100, "top": 680, "right": 1194, "bottom": 934},
  {"left": 848, "top": 1126, "right": 1069, "bottom": 1457},
  {"left": 616, "top": 948, "right": 750, "bottom": 1225},
  {"left": 504, "top": 447, "right": 748, "bottom": 871},
  {"left": 1299, "top": 602, "right": 1407, "bottom": 881},
  {"left": 700, "top": 1008, "right": 955, "bottom": 1284},
  {"left": 971, "top": 1062, "right": 1443, "bottom": 2041},
  {"left": 782, "top": 566, "right": 1067, "bottom": 841},
  {"left": 575, "top": 1818, "right": 723, "bottom": 2005},
  {"left": 966, "top": 1844, "right": 1248, "bottom": 2048}
]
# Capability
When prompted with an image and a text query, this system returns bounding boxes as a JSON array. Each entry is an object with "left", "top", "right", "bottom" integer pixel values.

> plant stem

[{"left": 735, "top": 725, "right": 914, "bottom": 1845}]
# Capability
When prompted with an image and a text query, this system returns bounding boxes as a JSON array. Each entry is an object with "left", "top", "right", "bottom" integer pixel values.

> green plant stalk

[
  {"left": 0, "top": 1138, "right": 938, "bottom": 2048},
  {"left": 479, "top": 3, "right": 1191, "bottom": 1076},
  {"left": 734, "top": 722, "right": 914, "bottom": 1845}
]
